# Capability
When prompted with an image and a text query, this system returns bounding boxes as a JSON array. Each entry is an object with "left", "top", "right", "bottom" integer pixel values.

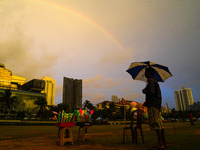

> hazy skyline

[{"left": 1, "top": 0, "right": 200, "bottom": 108}]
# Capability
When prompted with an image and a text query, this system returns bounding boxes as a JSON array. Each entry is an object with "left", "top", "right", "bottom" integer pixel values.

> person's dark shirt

[{"left": 143, "top": 77, "right": 162, "bottom": 110}]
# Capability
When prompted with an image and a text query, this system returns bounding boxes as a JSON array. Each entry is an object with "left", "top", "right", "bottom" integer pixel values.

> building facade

[
  {"left": 11, "top": 75, "right": 26, "bottom": 89},
  {"left": 0, "top": 64, "right": 26, "bottom": 90},
  {"left": 96, "top": 100, "right": 134, "bottom": 110},
  {"left": 174, "top": 87, "right": 194, "bottom": 111},
  {"left": 63, "top": 77, "right": 82, "bottom": 109},
  {"left": 0, "top": 88, "right": 46, "bottom": 113},
  {"left": 0, "top": 64, "right": 13, "bottom": 89},
  {"left": 42, "top": 77, "right": 55, "bottom": 106},
  {"left": 111, "top": 95, "right": 120, "bottom": 103},
  {"left": 21, "top": 79, "right": 45, "bottom": 92},
  {"left": 0, "top": 64, "right": 56, "bottom": 113}
]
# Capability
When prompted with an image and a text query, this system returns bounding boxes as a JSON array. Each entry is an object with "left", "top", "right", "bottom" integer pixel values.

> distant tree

[
  {"left": 17, "top": 111, "right": 26, "bottom": 120},
  {"left": 0, "top": 89, "right": 17, "bottom": 114},
  {"left": 190, "top": 102, "right": 200, "bottom": 110},
  {"left": 57, "top": 103, "right": 70, "bottom": 113},
  {"left": 115, "top": 106, "right": 124, "bottom": 120},
  {"left": 109, "top": 102, "right": 116, "bottom": 120},
  {"left": 83, "top": 100, "right": 95, "bottom": 111},
  {"left": 48, "top": 105, "right": 58, "bottom": 113},
  {"left": 109, "top": 102, "right": 116, "bottom": 112},
  {"left": 102, "top": 101, "right": 107, "bottom": 109},
  {"left": 101, "top": 108, "right": 110, "bottom": 120},
  {"left": 34, "top": 97, "right": 48, "bottom": 119}
]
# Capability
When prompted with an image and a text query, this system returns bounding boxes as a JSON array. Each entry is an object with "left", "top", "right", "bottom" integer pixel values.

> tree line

[{"left": 0, "top": 89, "right": 200, "bottom": 121}]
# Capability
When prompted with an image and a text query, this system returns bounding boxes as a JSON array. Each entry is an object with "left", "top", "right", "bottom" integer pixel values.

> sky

[{"left": 0, "top": 0, "right": 200, "bottom": 109}]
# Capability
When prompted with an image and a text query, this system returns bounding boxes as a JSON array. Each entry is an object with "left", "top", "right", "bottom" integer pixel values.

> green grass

[{"left": 0, "top": 121, "right": 200, "bottom": 149}]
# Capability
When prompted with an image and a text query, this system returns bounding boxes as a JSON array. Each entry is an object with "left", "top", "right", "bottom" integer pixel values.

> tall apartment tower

[
  {"left": 63, "top": 77, "right": 82, "bottom": 109},
  {"left": 42, "top": 77, "right": 55, "bottom": 106},
  {"left": 174, "top": 87, "right": 194, "bottom": 111}
]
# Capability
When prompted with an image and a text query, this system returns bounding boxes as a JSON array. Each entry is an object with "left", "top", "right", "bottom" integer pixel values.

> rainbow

[{"left": 30, "top": 0, "right": 125, "bottom": 50}]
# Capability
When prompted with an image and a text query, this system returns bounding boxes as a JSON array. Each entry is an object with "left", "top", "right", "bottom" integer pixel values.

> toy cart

[
  {"left": 76, "top": 122, "right": 92, "bottom": 141},
  {"left": 56, "top": 122, "right": 75, "bottom": 146}
]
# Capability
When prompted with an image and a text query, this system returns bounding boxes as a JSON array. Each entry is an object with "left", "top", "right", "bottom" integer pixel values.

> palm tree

[
  {"left": 102, "top": 101, "right": 107, "bottom": 109},
  {"left": 0, "top": 89, "right": 17, "bottom": 114},
  {"left": 83, "top": 100, "right": 95, "bottom": 110},
  {"left": 109, "top": 102, "right": 116, "bottom": 120},
  {"left": 57, "top": 103, "right": 70, "bottom": 113},
  {"left": 34, "top": 97, "right": 48, "bottom": 119}
]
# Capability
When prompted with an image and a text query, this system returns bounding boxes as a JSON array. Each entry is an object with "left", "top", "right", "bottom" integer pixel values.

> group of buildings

[
  {"left": 0, "top": 63, "right": 196, "bottom": 114},
  {"left": 0, "top": 63, "right": 83, "bottom": 113},
  {"left": 0, "top": 63, "right": 55, "bottom": 113},
  {"left": 97, "top": 87, "right": 196, "bottom": 113}
]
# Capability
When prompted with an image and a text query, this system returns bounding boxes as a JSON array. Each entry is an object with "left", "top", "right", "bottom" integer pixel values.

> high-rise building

[
  {"left": 73, "top": 79, "right": 82, "bottom": 108},
  {"left": 63, "top": 77, "right": 82, "bottom": 109},
  {"left": 42, "top": 77, "right": 55, "bottom": 106},
  {"left": 174, "top": 87, "right": 194, "bottom": 111}
]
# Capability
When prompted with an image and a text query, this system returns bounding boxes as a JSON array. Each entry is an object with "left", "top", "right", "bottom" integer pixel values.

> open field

[{"left": 0, "top": 121, "right": 200, "bottom": 150}]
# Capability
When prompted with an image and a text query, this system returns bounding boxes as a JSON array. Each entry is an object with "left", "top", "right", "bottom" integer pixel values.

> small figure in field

[
  {"left": 189, "top": 113, "right": 194, "bottom": 126},
  {"left": 142, "top": 67, "right": 167, "bottom": 150}
]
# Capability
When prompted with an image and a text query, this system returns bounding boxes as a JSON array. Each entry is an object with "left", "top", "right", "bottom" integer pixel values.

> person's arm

[{"left": 144, "top": 79, "right": 155, "bottom": 95}]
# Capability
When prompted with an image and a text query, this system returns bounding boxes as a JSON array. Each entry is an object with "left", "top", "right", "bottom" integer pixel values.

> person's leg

[
  {"left": 161, "top": 128, "right": 167, "bottom": 147},
  {"left": 156, "top": 129, "right": 164, "bottom": 148},
  {"left": 148, "top": 107, "right": 165, "bottom": 149}
]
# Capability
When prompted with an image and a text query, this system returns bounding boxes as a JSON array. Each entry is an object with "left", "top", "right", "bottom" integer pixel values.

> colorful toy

[
  {"left": 74, "top": 109, "right": 94, "bottom": 122},
  {"left": 131, "top": 101, "right": 137, "bottom": 108},
  {"left": 57, "top": 109, "right": 94, "bottom": 123},
  {"left": 57, "top": 110, "right": 76, "bottom": 123}
]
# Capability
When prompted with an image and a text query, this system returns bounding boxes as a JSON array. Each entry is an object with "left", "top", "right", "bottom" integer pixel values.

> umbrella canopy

[{"left": 127, "top": 61, "right": 173, "bottom": 82}]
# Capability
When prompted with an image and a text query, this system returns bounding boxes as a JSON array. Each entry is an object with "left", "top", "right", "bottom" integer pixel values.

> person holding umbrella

[
  {"left": 127, "top": 61, "right": 172, "bottom": 149},
  {"left": 142, "top": 67, "right": 167, "bottom": 150}
]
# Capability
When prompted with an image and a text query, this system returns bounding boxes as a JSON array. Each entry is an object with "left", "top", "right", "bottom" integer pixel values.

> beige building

[
  {"left": 0, "top": 64, "right": 12, "bottom": 89},
  {"left": 0, "top": 64, "right": 26, "bottom": 90},
  {"left": 11, "top": 75, "right": 26, "bottom": 89},
  {"left": 42, "top": 77, "right": 55, "bottom": 106},
  {"left": 174, "top": 87, "right": 194, "bottom": 111},
  {"left": 0, "top": 88, "right": 46, "bottom": 113},
  {"left": 96, "top": 100, "right": 134, "bottom": 110}
]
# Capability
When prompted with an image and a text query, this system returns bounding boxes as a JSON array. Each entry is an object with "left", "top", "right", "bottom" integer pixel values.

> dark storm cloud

[{"left": 129, "top": 0, "right": 200, "bottom": 90}]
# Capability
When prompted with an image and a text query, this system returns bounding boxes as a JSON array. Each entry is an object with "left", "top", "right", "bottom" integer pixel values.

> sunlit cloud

[
  {"left": 100, "top": 48, "right": 134, "bottom": 64},
  {"left": 123, "top": 93, "right": 144, "bottom": 101},
  {"left": 83, "top": 74, "right": 121, "bottom": 89},
  {"left": 91, "top": 93, "right": 106, "bottom": 102},
  {"left": 0, "top": 36, "right": 59, "bottom": 81}
]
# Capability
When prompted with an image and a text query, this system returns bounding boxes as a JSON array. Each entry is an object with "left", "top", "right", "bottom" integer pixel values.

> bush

[{"left": 17, "top": 111, "right": 26, "bottom": 120}]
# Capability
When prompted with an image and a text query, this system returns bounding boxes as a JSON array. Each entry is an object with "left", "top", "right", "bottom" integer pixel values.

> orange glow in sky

[{"left": 1, "top": 0, "right": 200, "bottom": 108}]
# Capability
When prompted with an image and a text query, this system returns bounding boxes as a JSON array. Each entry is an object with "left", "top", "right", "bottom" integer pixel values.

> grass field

[{"left": 0, "top": 121, "right": 200, "bottom": 150}]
